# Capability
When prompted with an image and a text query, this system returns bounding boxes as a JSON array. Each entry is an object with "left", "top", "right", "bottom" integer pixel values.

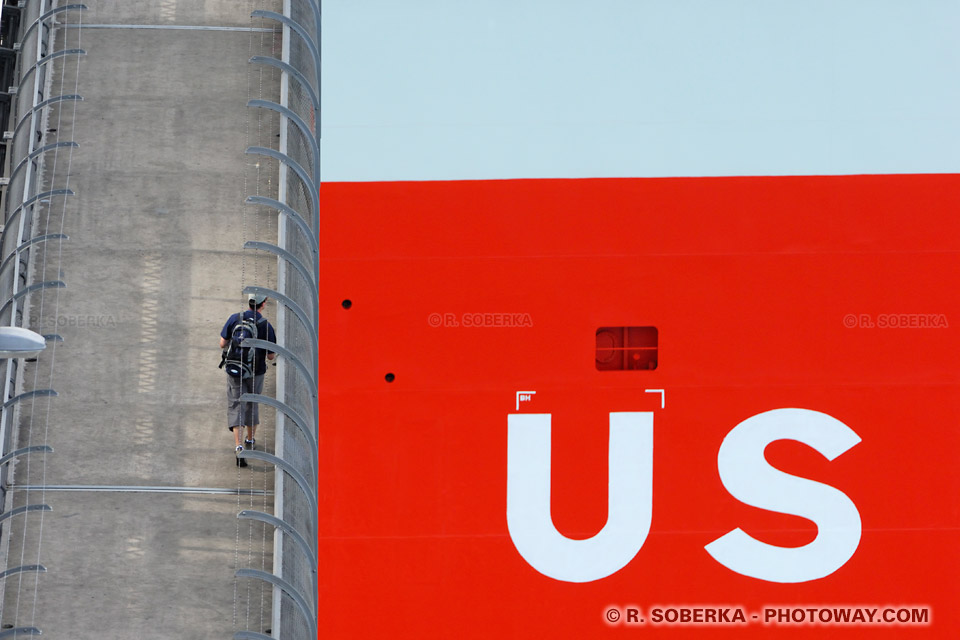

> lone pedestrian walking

[{"left": 219, "top": 293, "right": 277, "bottom": 466}]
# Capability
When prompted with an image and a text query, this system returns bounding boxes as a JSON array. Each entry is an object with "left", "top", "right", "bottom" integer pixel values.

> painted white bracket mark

[
  {"left": 515, "top": 391, "right": 537, "bottom": 410},
  {"left": 645, "top": 388, "right": 665, "bottom": 409}
]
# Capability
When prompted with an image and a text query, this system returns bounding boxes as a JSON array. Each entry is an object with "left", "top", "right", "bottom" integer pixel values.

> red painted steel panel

[{"left": 318, "top": 175, "right": 959, "bottom": 638}]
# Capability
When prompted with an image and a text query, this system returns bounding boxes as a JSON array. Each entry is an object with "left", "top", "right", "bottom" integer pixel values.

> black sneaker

[
  {"left": 244, "top": 438, "right": 255, "bottom": 450},
  {"left": 235, "top": 445, "right": 247, "bottom": 467}
]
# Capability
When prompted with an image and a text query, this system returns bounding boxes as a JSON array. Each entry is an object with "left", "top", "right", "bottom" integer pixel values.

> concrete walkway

[{"left": 1, "top": 1, "right": 283, "bottom": 636}]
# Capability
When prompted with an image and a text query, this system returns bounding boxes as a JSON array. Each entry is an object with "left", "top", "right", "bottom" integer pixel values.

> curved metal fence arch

[
  {"left": 237, "top": 394, "right": 316, "bottom": 466},
  {"left": 245, "top": 196, "right": 318, "bottom": 264},
  {"left": 0, "top": 444, "right": 53, "bottom": 466},
  {"left": 249, "top": 56, "right": 318, "bottom": 115},
  {"left": 0, "top": 234, "right": 69, "bottom": 277},
  {"left": 235, "top": 451, "right": 317, "bottom": 528},
  {"left": 12, "top": 95, "right": 83, "bottom": 140},
  {"left": 247, "top": 100, "right": 319, "bottom": 186},
  {"left": 0, "top": 280, "right": 67, "bottom": 319},
  {"left": 16, "top": 49, "right": 87, "bottom": 93},
  {"left": 238, "top": 510, "right": 317, "bottom": 570},
  {"left": 245, "top": 146, "right": 318, "bottom": 228},
  {"left": 9, "top": 189, "right": 75, "bottom": 220},
  {"left": 0, "top": 627, "right": 41, "bottom": 638},
  {"left": 240, "top": 339, "right": 316, "bottom": 396},
  {"left": 0, "top": 565, "right": 46, "bottom": 580},
  {"left": 0, "top": 504, "right": 52, "bottom": 525},
  {"left": 9, "top": 142, "right": 80, "bottom": 187},
  {"left": 243, "top": 241, "right": 315, "bottom": 291},
  {"left": 235, "top": 569, "right": 317, "bottom": 640},
  {"left": 1, "top": 391, "right": 57, "bottom": 412},
  {"left": 17, "top": 4, "right": 88, "bottom": 45},
  {"left": 250, "top": 11, "right": 320, "bottom": 78},
  {"left": 243, "top": 241, "right": 317, "bottom": 315},
  {"left": 242, "top": 285, "right": 317, "bottom": 368},
  {"left": 238, "top": 510, "right": 318, "bottom": 612}
]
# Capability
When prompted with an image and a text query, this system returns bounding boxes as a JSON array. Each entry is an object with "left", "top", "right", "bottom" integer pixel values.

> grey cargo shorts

[{"left": 227, "top": 373, "right": 264, "bottom": 429}]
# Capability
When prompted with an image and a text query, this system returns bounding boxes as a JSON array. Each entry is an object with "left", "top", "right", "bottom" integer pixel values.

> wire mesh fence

[
  {"left": 0, "top": 0, "right": 84, "bottom": 633},
  {"left": 239, "top": 1, "right": 319, "bottom": 638},
  {"left": 0, "top": 1, "right": 318, "bottom": 635},
  {"left": 0, "top": 0, "right": 80, "bottom": 506}
]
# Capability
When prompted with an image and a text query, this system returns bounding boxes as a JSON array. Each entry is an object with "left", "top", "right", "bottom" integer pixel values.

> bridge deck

[{"left": 0, "top": 2, "right": 283, "bottom": 636}]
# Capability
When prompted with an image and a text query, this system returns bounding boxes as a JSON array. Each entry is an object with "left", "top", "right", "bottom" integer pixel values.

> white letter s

[{"left": 705, "top": 408, "right": 861, "bottom": 583}]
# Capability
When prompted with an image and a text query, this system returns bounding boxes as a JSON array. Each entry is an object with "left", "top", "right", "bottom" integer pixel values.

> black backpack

[{"left": 220, "top": 313, "right": 266, "bottom": 378}]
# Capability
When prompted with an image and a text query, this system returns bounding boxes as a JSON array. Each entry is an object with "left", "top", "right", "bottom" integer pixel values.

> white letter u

[{"left": 507, "top": 412, "right": 653, "bottom": 583}]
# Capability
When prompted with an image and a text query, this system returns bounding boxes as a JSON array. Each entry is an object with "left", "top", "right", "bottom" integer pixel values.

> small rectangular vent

[{"left": 596, "top": 326, "right": 658, "bottom": 371}]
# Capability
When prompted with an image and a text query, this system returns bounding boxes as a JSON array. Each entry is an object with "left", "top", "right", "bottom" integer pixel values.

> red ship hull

[{"left": 317, "top": 174, "right": 960, "bottom": 638}]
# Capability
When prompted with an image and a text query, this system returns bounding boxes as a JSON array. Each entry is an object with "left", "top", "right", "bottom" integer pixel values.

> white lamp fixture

[{"left": 0, "top": 327, "right": 48, "bottom": 359}]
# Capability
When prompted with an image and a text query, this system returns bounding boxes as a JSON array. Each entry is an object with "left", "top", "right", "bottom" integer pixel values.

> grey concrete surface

[
  {"left": 78, "top": 0, "right": 281, "bottom": 29},
  {"left": 0, "top": 1, "right": 284, "bottom": 637}
]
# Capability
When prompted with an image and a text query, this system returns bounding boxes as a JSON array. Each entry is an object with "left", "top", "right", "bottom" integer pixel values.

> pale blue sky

[{"left": 321, "top": 1, "right": 960, "bottom": 181}]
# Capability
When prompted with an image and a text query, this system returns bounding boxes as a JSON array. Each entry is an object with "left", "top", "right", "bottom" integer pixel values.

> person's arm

[
  {"left": 266, "top": 322, "right": 277, "bottom": 360},
  {"left": 220, "top": 314, "right": 234, "bottom": 349}
]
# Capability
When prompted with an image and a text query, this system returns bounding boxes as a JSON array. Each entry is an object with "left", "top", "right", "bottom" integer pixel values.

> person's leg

[
  {"left": 241, "top": 374, "right": 254, "bottom": 448},
  {"left": 227, "top": 376, "right": 247, "bottom": 465},
  {"left": 227, "top": 376, "right": 244, "bottom": 445},
  {"left": 245, "top": 373, "right": 264, "bottom": 447}
]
